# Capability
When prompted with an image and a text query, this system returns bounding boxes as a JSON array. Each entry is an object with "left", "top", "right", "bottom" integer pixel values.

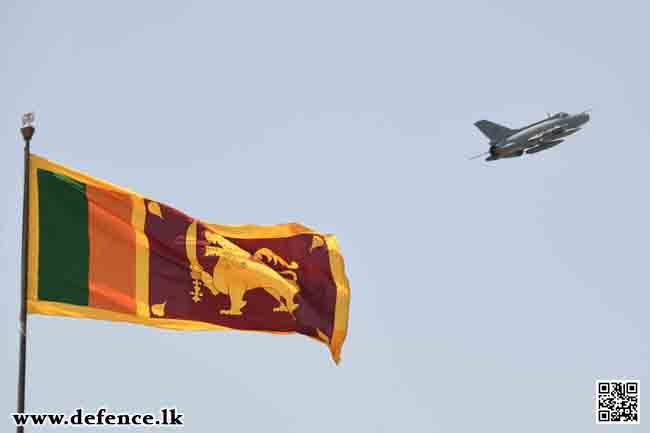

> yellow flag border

[{"left": 27, "top": 154, "right": 350, "bottom": 362}]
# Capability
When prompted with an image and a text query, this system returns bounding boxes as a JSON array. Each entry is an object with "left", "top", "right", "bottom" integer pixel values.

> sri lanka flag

[{"left": 27, "top": 155, "right": 350, "bottom": 363}]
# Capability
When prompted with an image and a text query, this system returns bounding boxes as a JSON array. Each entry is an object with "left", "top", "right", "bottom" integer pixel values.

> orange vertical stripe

[{"left": 87, "top": 185, "right": 137, "bottom": 314}]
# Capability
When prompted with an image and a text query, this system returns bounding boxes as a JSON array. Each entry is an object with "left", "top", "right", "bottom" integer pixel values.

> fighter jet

[{"left": 471, "top": 110, "right": 591, "bottom": 161}]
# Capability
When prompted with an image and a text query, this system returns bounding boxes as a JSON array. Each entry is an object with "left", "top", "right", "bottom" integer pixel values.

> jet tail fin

[{"left": 474, "top": 120, "right": 515, "bottom": 141}]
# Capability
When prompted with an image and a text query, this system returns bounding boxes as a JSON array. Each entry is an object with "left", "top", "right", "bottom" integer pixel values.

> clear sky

[{"left": 1, "top": 1, "right": 648, "bottom": 431}]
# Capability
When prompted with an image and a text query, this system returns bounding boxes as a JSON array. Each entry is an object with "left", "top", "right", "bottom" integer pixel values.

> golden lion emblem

[{"left": 185, "top": 221, "right": 300, "bottom": 316}]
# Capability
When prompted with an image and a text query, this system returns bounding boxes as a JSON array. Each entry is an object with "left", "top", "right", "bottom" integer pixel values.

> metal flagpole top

[{"left": 21, "top": 112, "right": 35, "bottom": 143}]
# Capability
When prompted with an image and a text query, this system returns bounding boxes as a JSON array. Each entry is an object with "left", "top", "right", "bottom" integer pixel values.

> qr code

[{"left": 597, "top": 380, "right": 640, "bottom": 424}]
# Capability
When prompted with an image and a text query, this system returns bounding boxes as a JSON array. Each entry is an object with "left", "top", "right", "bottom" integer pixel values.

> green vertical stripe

[{"left": 38, "top": 169, "right": 89, "bottom": 305}]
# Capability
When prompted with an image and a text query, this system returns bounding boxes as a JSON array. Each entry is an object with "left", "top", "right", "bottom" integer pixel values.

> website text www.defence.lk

[{"left": 12, "top": 408, "right": 183, "bottom": 427}]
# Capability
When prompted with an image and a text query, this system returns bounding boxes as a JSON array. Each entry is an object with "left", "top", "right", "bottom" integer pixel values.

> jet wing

[
  {"left": 529, "top": 126, "right": 582, "bottom": 144},
  {"left": 526, "top": 140, "right": 564, "bottom": 154},
  {"left": 527, "top": 126, "right": 565, "bottom": 143}
]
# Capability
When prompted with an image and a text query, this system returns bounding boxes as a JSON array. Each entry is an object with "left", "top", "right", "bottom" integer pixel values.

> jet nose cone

[{"left": 579, "top": 112, "right": 590, "bottom": 124}]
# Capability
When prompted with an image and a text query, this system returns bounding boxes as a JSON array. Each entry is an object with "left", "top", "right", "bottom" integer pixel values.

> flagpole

[{"left": 17, "top": 113, "right": 34, "bottom": 433}]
